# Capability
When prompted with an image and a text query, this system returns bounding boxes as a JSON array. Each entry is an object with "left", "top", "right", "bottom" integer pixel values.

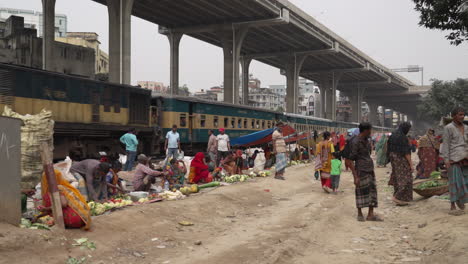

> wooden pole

[{"left": 40, "top": 142, "right": 65, "bottom": 229}]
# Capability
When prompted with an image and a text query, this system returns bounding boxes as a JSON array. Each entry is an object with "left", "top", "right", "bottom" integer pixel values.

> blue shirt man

[
  {"left": 165, "top": 125, "right": 181, "bottom": 163},
  {"left": 120, "top": 128, "right": 138, "bottom": 171}
]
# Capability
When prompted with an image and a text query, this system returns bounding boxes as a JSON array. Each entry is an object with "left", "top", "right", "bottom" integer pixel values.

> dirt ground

[{"left": 1, "top": 161, "right": 468, "bottom": 264}]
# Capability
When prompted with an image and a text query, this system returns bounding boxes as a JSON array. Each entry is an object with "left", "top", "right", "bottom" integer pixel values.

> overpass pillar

[
  {"left": 167, "top": 32, "right": 183, "bottom": 95},
  {"left": 318, "top": 73, "right": 341, "bottom": 121},
  {"left": 284, "top": 55, "right": 307, "bottom": 114},
  {"left": 107, "top": 0, "right": 134, "bottom": 84},
  {"left": 219, "top": 27, "right": 249, "bottom": 104},
  {"left": 241, "top": 57, "right": 252, "bottom": 105},
  {"left": 368, "top": 102, "right": 379, "bottom": 126},
  {"left": 319, "top": 89, "right": 326, "bottom": 118},
  {"left": 41, "top": 0, "right": 55, "bottom": 71},
  {"left": 350, "top": 85, "right": 365, "bottom": 123}
]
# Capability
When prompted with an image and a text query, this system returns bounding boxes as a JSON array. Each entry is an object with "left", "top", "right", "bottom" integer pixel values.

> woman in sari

[
  {"left": 189, "top": 152, "right": 212, "bottom": 184},
  {"left": 387, "top": 122, "right": 414, "bottom": 206},
  {"left": 375, "top": 134, "right": 388, "bottom": 167},
  {"left": 316, "top": 131, "right": 335, "bottom": 193},
  {"left": 416, "top": 129, "right": 439, "bottom": 179},
  {"left": 35, "top": 170, "right": 91, "bottom": 229}
]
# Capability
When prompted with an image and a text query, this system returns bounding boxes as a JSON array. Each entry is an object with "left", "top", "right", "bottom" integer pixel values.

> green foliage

[
  {"left": 413, "top": 0, "right": 468, "bottom": 45},
  {"left": 178, "top": 84, "right": 190, "bottom": 96},
  {"left": 417, "top": 78, "right": 468, "bottom": 121}
]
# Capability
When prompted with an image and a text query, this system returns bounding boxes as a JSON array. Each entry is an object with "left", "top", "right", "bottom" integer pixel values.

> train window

[
  {"left": 251, "top": 119, "right": 255, "bottom": 128},
  {"left": 238, "top": 119, "right": 242, "bottom": 128},
  {"left": 244, "top": 119, "right": 247, "bottom": 128},
  {"left": 180, "top": 114, "right": 187, "bottom": 127},
  {"left": 200, "top": 115, "right": 206, "bottom": 128},
  {"left": 261, "top": 120, "right": 265, "bottom": 129},
  {"left": 231, "top": 118, "right": 235, "bottom": 128},
  {"left": 103, "top": 86, "right": 112, "bottom": 112},
  {"left": 224, "top": 117, "right": 228, "bottom": 128},
  {"left": 214, "top": 116, "right": 219, "bottom": 128},
  {"left": 267, "top": 121, "right": 271, "bottom": 128},
  {"left": 256, "top": 120, "right": 260, "bottom": 129}
]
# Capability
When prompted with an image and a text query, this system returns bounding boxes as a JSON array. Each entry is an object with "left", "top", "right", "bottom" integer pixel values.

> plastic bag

[
  {"left": 177, "top": 151, "right": 184, "bottom": 160},
  {"left": 54, "top": 157, "right": 76, "bottom": 183},
  {"left": 253, "top": 152, "right": 266, "bottom": 173}
]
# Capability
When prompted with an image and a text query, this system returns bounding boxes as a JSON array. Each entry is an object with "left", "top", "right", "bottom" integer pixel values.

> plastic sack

[
  {"left": 253, "top": 152, "right": 266, "bottom": 173},
  {"left": 177, "top": 150, "right": 184, "bottom": 160},
  {"left": 54, "top": 157, "right": 76, "bottom": 184}
]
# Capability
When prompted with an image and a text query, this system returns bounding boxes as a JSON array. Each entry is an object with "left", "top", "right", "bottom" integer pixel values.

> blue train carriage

[
  {"left": 153, "top": 95, "right": 281, "bottom": 154},
  {"left": 0, "top": 63, "right": 153, "bottom": 160}
]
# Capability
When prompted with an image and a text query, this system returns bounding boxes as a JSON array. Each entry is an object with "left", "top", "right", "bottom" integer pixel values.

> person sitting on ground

[
  {"left": 34, "top": 169, "right": 91, "bottom": 230},
  {"left": 70, "top": 159, "right": 111, "bottom": 201},
  {"left": 106, "top": 161, "right": 126, "bottom": 196},
  {"left": 133, "top": 154, "right": 165, "bottom": 192},
  {"left": 330, "top": 152, "right": 342, "bottom": 194},
  {"left": 189, "top": 152, "right": 213, "bottom": 184},
  {"left": 234, "top": 149, "right": 245, "bottom": 173},
  {"left": 167, "top": 158, "right": 187, "bottom": 189},
  {"left": 221, "top": 152, "right": 238, "bottom": 176}
]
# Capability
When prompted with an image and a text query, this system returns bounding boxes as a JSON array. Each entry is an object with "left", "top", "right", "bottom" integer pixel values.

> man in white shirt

[
  {"left": 216, "top": 128, "right": 230, "bottom": 166},
  {"left": 165, "top": 125, "right": 181, "bottom": 163}
]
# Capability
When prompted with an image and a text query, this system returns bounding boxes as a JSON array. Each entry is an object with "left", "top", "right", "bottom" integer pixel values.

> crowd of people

[{"left": 31, "top": 107, "right": 467, "bottom": 229}]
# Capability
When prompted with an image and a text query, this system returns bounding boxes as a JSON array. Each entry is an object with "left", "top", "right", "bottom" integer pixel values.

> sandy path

[{"left": 1, "top": 164, "right": 467, "bottom": 264}]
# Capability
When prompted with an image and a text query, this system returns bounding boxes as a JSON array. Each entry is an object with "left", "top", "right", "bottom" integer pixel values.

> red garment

[
  {"left": 339, "top": 135, "right": 346, "bottom": 151},
  {"left": 191, "top": 152, "right": 210, "bottom": 184},
  {"left": 44, "top": 193, "right": 85, "bottom": 228},
  {"left": 321, "top": 178, "right": 332, "bottom": 188}
]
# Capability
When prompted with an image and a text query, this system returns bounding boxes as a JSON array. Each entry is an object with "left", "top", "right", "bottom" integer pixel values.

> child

[
  {"left": 167, "top": 159, "right": 187, "bottom": 189},
  {"left": 330, "top": 152, "right": 342, "bottom": 194},
  {"left": 106, "top": 161, "right": 126, "bottom": 196}
]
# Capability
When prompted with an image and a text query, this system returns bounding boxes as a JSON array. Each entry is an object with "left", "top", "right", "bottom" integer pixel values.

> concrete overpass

[{"left": 39, "top": 0, "right": 424, "bottom": 126}]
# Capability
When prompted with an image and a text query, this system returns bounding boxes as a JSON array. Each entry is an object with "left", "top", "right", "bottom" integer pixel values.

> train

[{"left": 0, "top": 63, "right": 391, "bottom": 160}]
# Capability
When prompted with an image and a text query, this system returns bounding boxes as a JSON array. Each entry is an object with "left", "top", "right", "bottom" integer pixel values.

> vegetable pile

[
  {"left": 88, "top": 198, "right": 133, "bottom": 216},
  {"left": 20, "top": 218, "right": 50, "bottom": 230},
  {"left": 415, "top": 180, "right": 446, "bottom": 190},
  {"left": 430, "top": 171, "right": 442, "bottom": 179},
  {"left": 160, "top": 190, "right": 185, "bottom": 201},
  {"left": 224, "top": 174, "right": 252, "bottom": 183}
]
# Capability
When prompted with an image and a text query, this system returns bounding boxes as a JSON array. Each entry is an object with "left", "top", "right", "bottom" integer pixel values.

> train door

[{"left": 188, "top": 102, "right": 194, "bottom": 145}]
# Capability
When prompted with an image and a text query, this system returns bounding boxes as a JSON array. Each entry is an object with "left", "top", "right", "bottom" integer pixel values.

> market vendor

[
  {"left": 70, "top": 159, "right": 111, "bottom": 202},
  {"left": 167, "top": 158, "right": 187, "bottom": 189},
  {"left": 106, "top": 161, "right": 126, "bottom": 195},
  {"left": 133, "top": 154, "right": 166, "bottom": 191},
  {"left": 34, "top": 169, "right": 91, "bottom": 230},
  {"left": 189, "top": 152, "right": 213, "bottom": 184}
]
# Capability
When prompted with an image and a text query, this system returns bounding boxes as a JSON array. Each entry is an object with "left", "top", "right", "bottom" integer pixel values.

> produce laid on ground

[
  {"left": 223, "top": 174, "right": 253, "bottom": 183},
  {"left": 88, "top": 198, "right": 133, "bottom": 216},
  {"left": 20, "top": 218, "right": 50, "bottom": 230},
  {"left": 159, "top": 190, "right": 185, "bottom": 201}
]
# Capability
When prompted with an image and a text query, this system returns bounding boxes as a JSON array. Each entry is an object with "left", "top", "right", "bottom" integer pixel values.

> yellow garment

[
  {"left": 41, "top": 169, "right": 92, "bottom": 230},
  {"left": 316, "top": 141, "right": 335, "bottom": 173}
]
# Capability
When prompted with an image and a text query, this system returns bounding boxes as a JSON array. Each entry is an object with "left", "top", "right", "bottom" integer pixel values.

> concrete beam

[
  {"left": 166, "top": 33, "right": 183, "bottom": 95},
  {"left": 302, "top": 62, "right": 370, "bottom": 75},
  {"left": 338, "top": 79, "right": 391, "bottom": 86},
  {"left": 243, "top": 41, "right": 339, "bottom": 60},
  {"left": 241, "top": 57, "right": 252, "bottom": 105},
  {"left": 159, "top": 8, "right": 289, "bottom": 35},
  {"left": 285, "top": 54, "right": 308, "bottom": 114},
  {"left": 42, "top": 0, "right": 55, "bottom": 71}
]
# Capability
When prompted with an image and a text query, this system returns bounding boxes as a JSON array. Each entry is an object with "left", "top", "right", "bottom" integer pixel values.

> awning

[{"left": 231, "top": 125, "right": 295, "bottom": 147}]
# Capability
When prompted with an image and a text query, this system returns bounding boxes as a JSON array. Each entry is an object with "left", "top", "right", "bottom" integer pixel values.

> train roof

[
  {"left": 0, "top": 62, "right": 151, "bottom": 94},
  {"left": 152, "top": 92, "right": 280, "bottom": 115}
]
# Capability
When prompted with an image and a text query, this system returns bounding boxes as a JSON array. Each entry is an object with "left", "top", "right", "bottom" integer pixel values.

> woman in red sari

[
  {"left": 416, "top": 129, "right": 439, "bottom": 179},
  {"left": 339, "top": 134, "right": 346, "bottom": 151},
  {"left": 189, "top": 152, "right": 212, "bottom": 184}
]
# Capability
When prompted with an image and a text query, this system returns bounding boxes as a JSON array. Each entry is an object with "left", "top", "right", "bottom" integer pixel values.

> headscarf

[
  {"left": 418, "top": 129, "right": 438, "bottom": 149},
  {"left": 41, "top": 169, "right": 91, "bottom": 230},
  {"left": 190, "top": 152, "right": 208, "bottom": 171},
  {"left": 387, "top": 122, "right": 412, "bottom": 154}
]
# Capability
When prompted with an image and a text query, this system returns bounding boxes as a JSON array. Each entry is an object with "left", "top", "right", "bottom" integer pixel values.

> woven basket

[{"left": 413, "top": 179, "right": 449, "bottom": 198}]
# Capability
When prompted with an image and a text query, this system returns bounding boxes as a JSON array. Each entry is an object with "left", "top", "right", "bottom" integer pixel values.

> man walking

[
  {"left": 165, "top": 125, "right": 181, "bottom": 163},
  {"left": 441, "top": 107, "right": 468, "bottom": 215},
  {"left": 346, "top": 122, "right": 382, "bottom": 222},
  {"left": 207, "top": 130, "right": 217, "bottom": 165},
  {"left": 120, "top": 128, "right": 138, "bottom": 171},
  {"left": 272, "top": 125, "right": 287, "bottom": 180},
  {"left": 216, "top": 128, "right": 230, "bottom": 165}
]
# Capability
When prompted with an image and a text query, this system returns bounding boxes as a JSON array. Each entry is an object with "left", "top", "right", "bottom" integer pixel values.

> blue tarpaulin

[{"left": 230, "top": 128, "right": 274, "bottom": 146}]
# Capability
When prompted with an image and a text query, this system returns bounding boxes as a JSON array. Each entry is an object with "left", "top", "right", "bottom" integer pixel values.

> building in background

[
  {"left": 249, "top": 87, "right": 282, "bottom": 111},
  {"left": 0, "top": 16, "right": 95, "bottom": 78},
  {"left": 56, "top": 32, "right": 108, "bottom": 75},
  {"left": 0, "top": 7, "right": 67, "bottom": 37},
  {"left": 137, "top": 81, "right": 166, "bottom": 92},
  {"left": 336, "top": 95, "right": 351, "bottom": 122}
]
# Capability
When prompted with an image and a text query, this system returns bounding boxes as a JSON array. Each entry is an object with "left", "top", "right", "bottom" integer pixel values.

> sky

[{"left": 2, "top": 0, "right": 468, "bottom": 92}]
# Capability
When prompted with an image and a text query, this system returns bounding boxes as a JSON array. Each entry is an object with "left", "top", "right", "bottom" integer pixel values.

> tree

[
  {"left": 417, "top": 78, "right": 468, "bottom": 121},
  {"left": 413, "top": 0, "right": 468, "bottom": 45},
  {"left": 275, "top": 106, "right": 285, "bottom": 112},
  {"left": 178, "top": 84, "right": 190, "bottom": 96}
]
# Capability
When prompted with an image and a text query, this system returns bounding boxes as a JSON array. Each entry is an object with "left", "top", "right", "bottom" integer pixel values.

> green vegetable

[
  {"left": 20, "top": 218, "right": 32, "bottom": 228},
  {"left": 430, "top": 171, "right": 442, "bottom": 179},
  {"left": 416, "top": 180, "right": 446, "bottom": 190},
  {"left": 66, "top": 257, "right": 86, "bottom": 264},
  {"left": 198, "top": 182, "right": 220, "bottom": 189},
  {"left": 72, "top": 238, "right": 96, "bottom": 250}
]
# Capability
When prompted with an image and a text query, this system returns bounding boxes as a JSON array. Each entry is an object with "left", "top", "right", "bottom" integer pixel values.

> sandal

[
  {"left": 366, "top": 215, "right": 384, "bottom": 222},
  {"left": 357, "top": 215, "right": 365, "bottom": 222}
]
